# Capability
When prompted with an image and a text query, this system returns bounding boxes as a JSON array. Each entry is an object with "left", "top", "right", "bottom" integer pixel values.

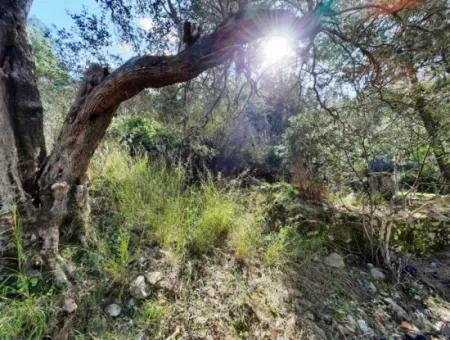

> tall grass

[
  {"left": 0, "top": 295, "right": 56, "bottom": 339},
  {"left": 10, "top": 205, "right": 25, "bottom": 272},
  {"left": 265, "top": 227, "right": 328, "bottom": 267},
  {"left": 0, "top": 206, "right": 59, "bottom": 339},
  {"left": 90, "top": 144, "right": 260, "bottom": 263}
]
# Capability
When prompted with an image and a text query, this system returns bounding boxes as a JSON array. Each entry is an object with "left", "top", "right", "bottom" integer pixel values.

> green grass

[
  {"left": 91, "top": 144, "right": 331, "bottom": 270},
  {"left": 229, "top": 212, "right": 262, "bottom": 262},
  {"left": 90, "top": 144, "right": 261, "bottom": 261},
  {"left": 0, "top": 205, "right": 60, "bottom": 339},
  {"left": 0, "top": 270, "right": 59, "bottom": 340},
  {"left": 99, "top": 228, "right": 131, "bottom": 285},
  {"left": 10, "top": 205, "right": 25, "bottom": 272},
  {"left": 189, "top": 182, "right": 237, "bottom": 253},
  {"left": 265, "top": 226, "right": 328, "bottom": 267},
  {"left": 0, "top": 294, "right": 56, "bottom": 339}
]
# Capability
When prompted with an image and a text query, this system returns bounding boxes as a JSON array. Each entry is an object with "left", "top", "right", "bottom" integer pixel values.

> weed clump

[
  {"left": 90, "top": 144, "right": 261, "bottom": 261},
  {"left": 0, "top": 294, "right": 57, "bottom": 339}
]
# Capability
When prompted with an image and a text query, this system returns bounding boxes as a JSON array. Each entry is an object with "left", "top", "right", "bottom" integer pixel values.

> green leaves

[
  {"left": 29, "top": 18, "right": 70, "bottom": 87},
  {"left": 109, "top": 116, "right": 179, "bottom": 157}
]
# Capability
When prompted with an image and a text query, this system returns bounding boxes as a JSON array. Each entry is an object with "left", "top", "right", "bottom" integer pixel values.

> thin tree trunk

[{"left": 408, "top": 67, "right": 450, "bottom": 189}]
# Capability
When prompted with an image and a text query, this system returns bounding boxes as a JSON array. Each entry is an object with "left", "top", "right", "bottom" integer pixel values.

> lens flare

[{"left": 260, "top": 35, "right": 295, "bottom": 67}]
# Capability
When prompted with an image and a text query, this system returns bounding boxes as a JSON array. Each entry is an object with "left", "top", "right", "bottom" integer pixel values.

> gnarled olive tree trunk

[
  {"left": 0, "top": 0, "right": 46, "bottom": 270},
  {"left": 0, "top": 0, "right": 319, "bottom": 282}
]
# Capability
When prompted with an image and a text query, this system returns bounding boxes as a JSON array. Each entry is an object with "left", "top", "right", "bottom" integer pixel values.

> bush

[
  {"left": 109, "top": 116, "right": 179, "bottom": 157},
  {"left": 109, "top": 115, "right": 217, "bottom": 181}
]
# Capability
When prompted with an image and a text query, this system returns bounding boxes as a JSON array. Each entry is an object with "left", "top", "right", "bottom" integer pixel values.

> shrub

[
  {"left": 291, "top": 160, "right": 328, "bottom": 201},
  {"left": 109, "top": 116, "right": 179, "bottom": 157}
]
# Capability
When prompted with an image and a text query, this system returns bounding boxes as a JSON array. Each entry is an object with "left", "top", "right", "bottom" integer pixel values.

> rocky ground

[
  {"left": 80, "top": 243, "right": 450, "bottom": 339},
  {"left": 38, "top": 193, "right": 450, "bottom": 339}
]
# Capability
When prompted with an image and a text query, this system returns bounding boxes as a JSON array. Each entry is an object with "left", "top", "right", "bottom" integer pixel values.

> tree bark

[
  {"left": 0, "top": 2, "right": 319, "bottom": 281},
  {"left": 0, "top": 0, "right": 46, "bottom": 270}
]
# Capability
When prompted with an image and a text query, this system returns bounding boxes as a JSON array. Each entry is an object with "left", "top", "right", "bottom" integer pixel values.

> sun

[{"left": 260, "top": 35, "right": 295, "bottom": 67}]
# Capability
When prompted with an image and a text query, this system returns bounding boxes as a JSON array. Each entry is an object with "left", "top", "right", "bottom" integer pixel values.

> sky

[
  {"left": 29, "top": 0, "right": 149, "bottom": 60},
  {"left": 30, "top": 0, "right": 98, "bottom": 29}
]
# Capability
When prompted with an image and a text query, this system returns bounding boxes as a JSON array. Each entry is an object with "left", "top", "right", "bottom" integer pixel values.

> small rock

[
  {"left": 195, "top": 316, "right": 208, "bottom": 325},
  {"left": 324, "top": 253, "right": 345, "bottom": 268},
  {"left": 322, "top": 314, "right": 332, "bottom": 324},
  {"left": 206, "top": 287, "right": 216, "bottom": 298},
  {"left": 347, "top": 314, "right": 357, "bottom": 328},
  {"left": 63, "top": 297, "right": 77, "bottom": 313},
  {"left": 145, "top": 271, "right": 163, "bottom": 285},
  {"left": 400, "top": 321, "right": 413, "bottom": 331},
  {"left": 287, "top": 288, "right": 303, "bottom": 298},
  {"left": 422, "top": 308, "right": 432, "bottom": 317},
  {"left": 384, "top": 298, "right": 408, "bottom": 320},
  {"left": 357, "top": 319, "right": 371, "bottom": 334},
  {"left": 127, "top": 298, "right": 137, "bottom": 307},
  {"left": 138, "top": 329, "right": 150, "bottom": 340},
  {"left": 370, "top": 267, "right": 386, "bottom": 281},
  {"left": 105, "top": 303, "right": 121, "bottom": 317},
  {"left": 441, "top": 323, "right": 450, "bottom": 336},
  {"left": 130, "top": 275, "right": 149, "bottom": 299},
  {"left": 337, "top": 324, "right": 355, "bottom": 336},
  {"left": 305, "top": 312, "right": 315, "bottom": 321},
  {"left": 366, "top": 281, "right": 377, "bottom": 293}
]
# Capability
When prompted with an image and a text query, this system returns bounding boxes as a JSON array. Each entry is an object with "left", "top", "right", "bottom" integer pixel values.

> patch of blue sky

[{"left": 30, "top": 0, "right": 153, "bottom": 62}]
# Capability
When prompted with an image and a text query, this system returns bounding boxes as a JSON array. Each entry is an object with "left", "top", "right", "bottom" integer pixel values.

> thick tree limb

[
  {"left": 88, "top": 10, "right": 318, "bottom": 115},
  {"left": 38, "top": 9, "right": 320, "bottom": 189}
]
